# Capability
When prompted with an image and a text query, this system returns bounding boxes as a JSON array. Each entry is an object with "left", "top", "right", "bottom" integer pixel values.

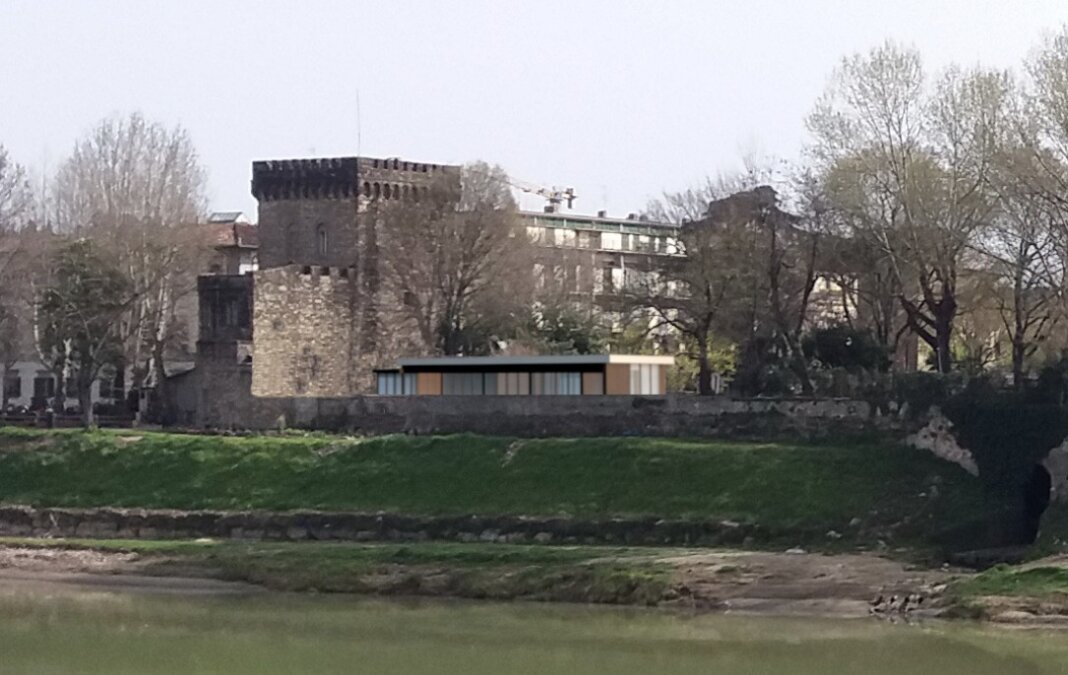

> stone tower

[{"left": 249, "top": 156, "right": 455, "bottom": 396}]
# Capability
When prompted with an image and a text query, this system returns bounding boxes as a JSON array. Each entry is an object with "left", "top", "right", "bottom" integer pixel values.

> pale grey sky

[{"left": 3, "top": 0, "right": 1068, "bottom": 219}]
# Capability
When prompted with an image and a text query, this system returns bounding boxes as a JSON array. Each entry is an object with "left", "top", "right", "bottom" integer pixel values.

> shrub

[
  {"left": 943, "top": 383, "right": 1068, "bottom": 497},
  {"left": 803, "top": 325, "right": 890, "bottom": 373}
]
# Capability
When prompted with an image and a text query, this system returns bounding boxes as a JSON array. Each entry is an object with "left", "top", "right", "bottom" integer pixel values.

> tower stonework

[{"left": 249, "top": 156, "right": 453, "bottom": 395}]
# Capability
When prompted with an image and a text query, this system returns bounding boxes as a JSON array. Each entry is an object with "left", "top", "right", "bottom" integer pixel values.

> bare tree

[
  {"left": 809, "top": 44, "right": 1010, "bottom": 373},
  {"left": 766, "top": 183, "right": 826, "bottom": 394},
  {"left": 51, "top": 113, "right": 207, "bottom": 416},
  {"left": 977, "top": 151, "right": 1065, "bottom": 387},
  {"left": 0, "top": 145, "right": 35, "bottom": 408},
  {"left": 634, "top": 182, "right": 768, "bottom": 395},
  {"left": 1026, "top": 27, "right": 1068, "bottom": 217},
  {"left": 378, "top": 162, "right": 533, "bottom": 355}
]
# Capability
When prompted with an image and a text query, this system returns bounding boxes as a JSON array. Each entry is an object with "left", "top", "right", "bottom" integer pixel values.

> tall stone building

[
  {"left": 245, "top": 156, "right": 454, "bottom": 398},
  {"left": 194, "top": 157, "right": 687, "bottom": 411}
]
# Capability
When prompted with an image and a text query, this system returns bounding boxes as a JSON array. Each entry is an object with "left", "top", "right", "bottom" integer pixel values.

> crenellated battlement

[{"left": 251, "top": 155, "right": 455, "bottom": 201}]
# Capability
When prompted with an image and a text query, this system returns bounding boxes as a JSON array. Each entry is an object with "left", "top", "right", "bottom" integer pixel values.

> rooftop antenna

[{"left": 356, "top": 89, "right": 362, "bottom": 157}]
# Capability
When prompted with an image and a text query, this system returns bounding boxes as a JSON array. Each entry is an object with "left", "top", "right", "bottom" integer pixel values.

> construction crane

[{"left": 508, "top": 178, "right": 576, "bottom": 212}]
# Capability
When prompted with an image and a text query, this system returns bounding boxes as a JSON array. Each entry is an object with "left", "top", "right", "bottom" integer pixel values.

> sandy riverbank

[
  {"left": 2, "top": 541, "right": 1066, "bottom": 624},
  {"left": 0, "top": 543, "right": 948, "bottom": 618}
]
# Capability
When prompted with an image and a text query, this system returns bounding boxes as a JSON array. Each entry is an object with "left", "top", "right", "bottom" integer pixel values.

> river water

[{"left": 1, "top": 581, "right": 1066, "bottom": 674}]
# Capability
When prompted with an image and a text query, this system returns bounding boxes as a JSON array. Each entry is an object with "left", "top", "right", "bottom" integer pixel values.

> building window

[
  {"left": 443, "top": 372, "right": 484, "bottom": 395},
  {"left": 33, "top": 376, "right": 55, "bottom": 401},
  {"left": 531, "top": 372, "right": 581, "bottom": 395},
  {"left": 239, "top": 253, "right": 259, "bottom": 275},
  {"left": 498, "top": 372, "right": 530, "bottom": 395},
  {"left": 533, "top": 263, "right": 546, "bottom": 290},
  {"left": 316, "top": 225, "right": 329, "bottom": 256},
  {"left": 3, "top": 371, "right": 21, "bottom": 401},
  {"left": 602, "top": 232, "right": 622, "bottom": 250},
  {"left": 629, "top": 364, "right": 660, "bottom": 395},
  {"left": 377, "top": 372, "right": 416, "bottom": 396},
  {"left": 100, "top": 369, "right": 124, "bottom": 401}
]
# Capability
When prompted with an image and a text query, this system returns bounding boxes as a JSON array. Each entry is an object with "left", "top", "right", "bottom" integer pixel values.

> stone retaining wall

[
  {"left": 224, "top": 394, "right": 901, "bottom": 439},
  {"left": 0, "top": 506, "right": 791, "bottom": 548}
]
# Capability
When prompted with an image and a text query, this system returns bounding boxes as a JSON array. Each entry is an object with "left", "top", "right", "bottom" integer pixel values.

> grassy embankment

[
  {"left": 0, "top": 537, "right": 672, "bottom": 604},
  {"left": 943, "top": 562, "right": 1068, "bottom": 620},
  {"left": 0, "top": 426, "right": 993, "bottom": 550}
]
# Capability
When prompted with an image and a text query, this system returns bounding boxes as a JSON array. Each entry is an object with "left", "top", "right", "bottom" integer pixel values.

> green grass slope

[{"left": 0, "top": 427, "right": 988, "bottom": 547}]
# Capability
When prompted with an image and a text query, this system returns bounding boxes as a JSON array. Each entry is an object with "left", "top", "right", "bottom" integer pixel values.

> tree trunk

[
  {"left": 78, "top": 384, "right": 94, "bottom": 429},
  {"left": 1012, "top": 338, "right": 1027, "bottom": 391},
  {"left": 52, "top": 365, "right": 66, "bottom": 413},
  {"left": 696, "top": 335, "right": 713, "bottom": 396},
  {"left": 934, "top": 314, "right": 954, "bottom": 374},
  {"left": 150, "top": 339, "right": 168, "bottom": 424},
  {"left": 784, "top": 335, "right": 815, "bottom": 395}
]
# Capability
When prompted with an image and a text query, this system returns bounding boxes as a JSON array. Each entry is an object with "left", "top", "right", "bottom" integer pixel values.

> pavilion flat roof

[{"left": 395, "top": 355, "right": 675, "bottom": 369}]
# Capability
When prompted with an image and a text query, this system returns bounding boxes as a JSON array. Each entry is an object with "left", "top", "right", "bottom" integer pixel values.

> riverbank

[
  {"left": 0, "top": 428, "right": 1002, "bottom": 550},
  {"left": 3, "top": 427, "right": 1066, "bottom": 622},
  {"left": 0, "top": 537, "right": 972, "bottom": 619},
  {"left": 3, "top": 539, "right": 1068, "bottom": 623}
]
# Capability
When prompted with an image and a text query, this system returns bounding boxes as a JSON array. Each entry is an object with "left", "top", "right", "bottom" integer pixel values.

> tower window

[{"left": 316, "top": 224, "right": 329, "bottom": 256}]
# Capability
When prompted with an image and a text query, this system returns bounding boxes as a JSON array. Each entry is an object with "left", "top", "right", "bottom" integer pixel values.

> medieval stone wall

[
  {"left": 244, "top": 156, "right": 453, "bottom": 398},
  {"left": 253, "top": 156, "right": 453, "bottom": 271},
  {"left": 221, "top": 394, "right": 899, "bottom": 439},
  {"left": 251, "top": 265, "right": 360, "bottom": 397},
  {"left": 257, "top": 198, "right": 360, "bottom": 269}
]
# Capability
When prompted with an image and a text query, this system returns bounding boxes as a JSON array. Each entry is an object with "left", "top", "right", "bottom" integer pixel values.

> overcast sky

[{"left": 3, "top": 0, "right": 1068, "bottom": 220}]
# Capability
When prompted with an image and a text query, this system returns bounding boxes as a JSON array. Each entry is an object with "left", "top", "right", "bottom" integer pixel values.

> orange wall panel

[
  {"left": 582, "top": 372, "right": 604, "bottom": 395},
  {"left": 604, "top": 364, "right": 630, "bottom": 395},
  {"left": 416, "top": 372, "right": 442, "bottom": 395}
]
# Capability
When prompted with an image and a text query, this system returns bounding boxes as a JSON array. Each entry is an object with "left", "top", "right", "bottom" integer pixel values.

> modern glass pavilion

[{"left": 375, "top": 355, "right": 675, "bottom": 396}]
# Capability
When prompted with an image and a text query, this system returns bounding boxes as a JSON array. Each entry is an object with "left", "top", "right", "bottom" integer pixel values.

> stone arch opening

[{"left": 1021, "top": 463, "right": 1052, "bottom": 544}]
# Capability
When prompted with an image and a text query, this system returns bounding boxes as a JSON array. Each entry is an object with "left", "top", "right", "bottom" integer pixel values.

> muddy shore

[
  {"left": 0, "top": 543, "right": 956, "bottom": 619},
  {"left": 2, "top": 542, "right": 1065, "bottom": 625}
]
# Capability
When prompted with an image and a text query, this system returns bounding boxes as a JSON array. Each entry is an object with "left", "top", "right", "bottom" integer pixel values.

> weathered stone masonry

[
  {"left": 252, "top": 265, "right": 357, "bottom": 397},
  {"left": 0, "top": 505, "right": 790, "bottom": 547},
  {"left": 247, "top": 156, "right": 455, "bottom": 397},
  {"left": 228, "top": 394, "right": 897, "bottom": 439}
]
